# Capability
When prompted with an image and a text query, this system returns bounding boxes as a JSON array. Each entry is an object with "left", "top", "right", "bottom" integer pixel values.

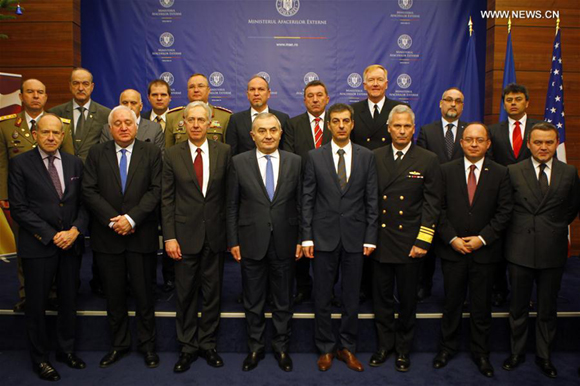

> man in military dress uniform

[
  {"left": 165, "top": 73, "right": 231, "bottom": 147},
  {"left": 0, "top": 78, "right": 74, "bottom": 311}
]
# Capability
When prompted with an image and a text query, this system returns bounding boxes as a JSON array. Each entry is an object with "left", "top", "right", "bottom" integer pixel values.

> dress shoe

[
  {"left": 336, "top": 348, "right": 364, "bottom": 372},
  {"left": 395, "top": 353, "right": 411, "bottom": 372},
  {"left": 242, "top": 352, "right": 265, "bottom": 371},
  {"left": 13, "top": 300, "right": 25, "bottom": 313},
  {"left": 491, "top": 292, "right": 506, "bottom": 308},
  {"left": 473, "top": 356, "right": 494, "bottom": 377},
  {"left": 173, "top": 352, "right": 198, "bottom": 373},
  {"left": 144, "top": 352, "right": 160, "bottom": 368},
  {"left": 417, "top": 287, "right": 432, "bottom": 301},
  {"left": 317, "top": 353, "right": 334, "bottom": 372},
  {"left": 433, "top": 351, "right": 451, "bottom": 369},
  {"left": 502, "top": 354, "right": 525, "bottom": 371},
  {"left": 99, "top": 349, "right": 130, "bottom": 368},
  {"left": 35, "top": 362, "right": 61, "bottom": 382},
  {"left": 369, "top": 350, "right": 391, "bottom": 367},
  {"left": 200, "top": 348, "right": 224, "bottom": 368},
  {"left": 293, "top": 291, "right": 310, "bottom": 305},
  {"left": 56, "top": 352, "right": 86, "bottom": 369},
  {"left": 535, "top": 357, "right": 557, "bottom": 378},
  {"left": 274, "top": 352, "right": 293, "bottom": 372},
  {"left": 162, "top": 280, "right": 175, "bottom": 293}
]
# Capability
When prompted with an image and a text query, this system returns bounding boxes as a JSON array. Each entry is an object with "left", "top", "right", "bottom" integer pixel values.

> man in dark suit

[
  {"left": 432, "top": 123, "right": 513, "bottom": 377},
  {"left": 101, "top": 89, "right": 165, "bottom": 151},
  {"left": 488, "top": 83, "right": 543, "bottom": 307},
  {"left": 49, "top": 67, "right": 111, "bottom": 162},
  {"left": 501, "top": 122, "right": 579, "bottom": 379},
  {"left": 282, "top": 80, "right": 332, "bottom": 305},
  {"left": 142, "top": 79, "right": 172, "bottom": 130},
  {"left": 82, "top": 106, "right": 162, "bottom": 369},
  {"left": 371, "top": 105, "right": 442, "bottom": 372},
  {"left": 162, "top": 102, "right": 231, "bottom": 373},
  {"left": 351, "top": 64, "right": 407, "bottom": 302},
  {"left": 228, "top": 113, "right": 302, "bottom": 372},
  {"left": 415, "top": 87, "right": 468, "bottom": 301},
  {"left": 303, "top": 103, "right": 378, "bottom": 373},
  {"left": 8, "top": 114, "right": 88, "bottom": 382},
  {"left": 226, "top": 75, "right": 289, "bottom": 155}
]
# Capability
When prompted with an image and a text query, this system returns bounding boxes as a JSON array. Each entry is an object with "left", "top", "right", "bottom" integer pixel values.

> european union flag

[{"left": 499, "top": 26, "right": 516, "bottom": 122}]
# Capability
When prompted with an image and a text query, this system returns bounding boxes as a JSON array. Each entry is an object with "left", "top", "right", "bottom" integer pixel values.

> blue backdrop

[{"left": 82, "top": 0, "right": 487, "bottom": 129}]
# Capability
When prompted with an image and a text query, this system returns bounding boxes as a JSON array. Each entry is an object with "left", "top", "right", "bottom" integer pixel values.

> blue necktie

[
  {"left": 120, "top": 149, "right": 127, "bottom": 193},
  {"left": 265, "top": 155, "right": 274, "bottom": 201}
]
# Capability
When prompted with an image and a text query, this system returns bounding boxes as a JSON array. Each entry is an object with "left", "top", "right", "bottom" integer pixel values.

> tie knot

[
  {"left": 77, "top": 106, "right": 85, "bottom": 113},
  {"left": 337, "top": 149, "right": 345, "bottom": 156},
  {"left": 156, "top": 116, "right": 163, "bottom": 122},
  {"left": 540, "top": 163, "right": 547, "bottom": 171},
  {"left": 470, "top": 164, "right": 476, "bottom": 172},
  {"left": 265, "top": 154, "right": 271, "bottom": 161},
  {"left": 446, "top": 124, "right": 453, "bottom": 131},
  {"left": 314, "top": 117, "right": 321, "bottom": 123},
  {"left": 374, "top": 104, "right": 379, "bottom": 111},
  {"left": 120, "top": 148, "right": 127, "bottom": 155},
  {"left": 196, "top": 148, "right": 202, "bottom": 155},
  {"left": 515, "top": 121, "right": 521, "bottom": 127},
  {"left": 396, "top": 151, "right": 404, "bottom": 157},
  {"left": 48, "top": 155, "right": 55, "bottom": 164}
]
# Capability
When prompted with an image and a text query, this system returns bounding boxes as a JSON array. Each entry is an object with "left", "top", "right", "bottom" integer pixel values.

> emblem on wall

[
  {"left": 276, "top": 0, "right": 300, "bottom": 17},
  {"left": 347, "top": 73, "right": 362, "bottom": 88},
  {"left": 397, "top": 34, "right": 412, "bottom": 50},
  {"left": 160, "top": 72, "right": 175, "bottom": 86},
  {"left": 396, "top": 74, "right": 412, "bottom": 89},
  {"left": 209, "top": 72, "right": 225, "bottom": 87},
  {"left": 159, "top": 32, "right": 175, "bottom": 47},
  {"left": 303, "top": 72, "right": 319, "bottom": 85}
]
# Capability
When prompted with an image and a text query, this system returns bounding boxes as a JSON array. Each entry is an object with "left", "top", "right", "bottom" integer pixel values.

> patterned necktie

[
  {"left": 314, "top": 117, "right": 322, "bottom": 149},
  {"left": 119, "top": 149, "right": 127, "bottom": 193},
  {"left": 467, "top": 164, "right": 477, "bottom": 205},
  {"left": 155, "top": 116, "right": 166, "bottom": 132},
  {"left": 513, "top": 121, "right": 522, "bottom": 158},
  {"left": 539, "top": 163, "right": 549, "bottom": 196},
  {"left": 395, "top": 150, "right": 404, "bottom": 167},
  {"left": 265, "top": 154, "right": 274, "bottom": 200},
  {"left": 445, "top": 123, "right": 454, "bottom": 160},
  {"left": 194, "top": 148, "right": 203, "bottom": 191},
  {"left": 47, "top": 155, "right": 63, "bottom": 199},
  {"left": 373, "top": 104, "right": 380, "bottom": 124},
  {"left": 76, "top": 106, "right": 86, "bottom": 141},
  {"left": 337, "top": 149, "right": 347, "bottom": 190}
]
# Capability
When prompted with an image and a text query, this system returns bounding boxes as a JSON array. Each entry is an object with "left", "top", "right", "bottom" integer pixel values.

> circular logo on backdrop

[
  {"left": 160, "top": 72, "right": 175, "bottom": 86},
  {"left": 398, "top": 0, "right": 413, "bottom": 10},
  {"left": 159, "top": 32, "right": 175, "bottom": 47},
  {"left": 159, "top": 0, "right": 174, "bottom": 8},
  {"left": 276, "top": 0, "right": 300, "bottom": 17},
  {"left": 347, "top": 73, "right": 363, "bottom": 88},
  {"left": 209, "top": 72, "right": 224, "bottom": 87},
  {"left": 397, "top": 34, "right": 412, "bottom": 49},
  {"left": 256, "top": 71, "right": 271, "bottom": 84},
  {"left": 303, "top": 72, "right": 319, "bottom": 85},
  {"left": 396, "top": 74, "right": 412, "bottom": 89}
]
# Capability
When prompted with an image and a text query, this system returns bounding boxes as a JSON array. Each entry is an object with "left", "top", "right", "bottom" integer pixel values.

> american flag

[{"left": 544, "top": 26, "right": 566, "bottom": 162}]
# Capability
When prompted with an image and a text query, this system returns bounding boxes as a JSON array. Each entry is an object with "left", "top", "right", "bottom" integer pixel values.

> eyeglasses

[
  {"left": 462, "top": 137, "right": 487, "bottom": 144},
  {"left": 442, "top": 98, "right": 464, "bottom": 104}
]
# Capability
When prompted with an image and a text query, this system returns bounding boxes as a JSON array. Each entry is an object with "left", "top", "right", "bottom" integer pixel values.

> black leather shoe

[
  {"left": 433, "top": 351, "right": 451, "bottom": 369},
  {"left": 535, "top": 357, "right": 557, "bottom": 378},
  {"left": 492, "top": 292, "right": 506, "bottom": 307},
  {"left": 417, "top": 287, "right": 432, "bottom": 301},
  {"left": 200, "top": 349, "right": 224, "bottom": 368},
  {"left": 35, "top": 362, "right": 61, "bottom": 382},
  {"left": 369, "top": 350, "right": 390, "bottom": 367},
  {"left": 502, "top": 354, "right": 525, "bottom": 371},
  {"left": 13, "top": 300, "right": 25, "bottom": 313},
  {"left": 293, "top": 292, "right": 310, "bottom": 305},
  {"left": 395, "top": 353, "right": 410, "bottom": 372},
  {"left": 173, "top": 352, "right": 198, "bottom": 373},
  {"left": 55, "top": 352, "right": 86, "bottom": 369},
  {"left": 162, "top": 280, "right": 175, "bottom": 293},
  {"left": 99, "top": 349, "right": 130, "bottom": 368},
  {"left": 144, "top": 352, "right": 160, "bottom": 368},
  {"left": 242, "top": 352, "right": 265, "bottom": 372},
  {"left": 274, "top": 352, "right": 293, "bottom": 372},
  {"left": 473, "top": 356, "right": 494, "bottom": 377}
]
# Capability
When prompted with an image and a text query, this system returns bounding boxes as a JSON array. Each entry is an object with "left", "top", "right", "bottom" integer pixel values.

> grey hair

[
  {"left": 252, "top": 112, "right": 281, "bottom": 131},
  {"left": 387, "top": 104, "right": 415, "bottom": 125},
  {"left": 183, "top": 101, "right": 212, "bottom": 121},
  {"left": 108, "top": 105, "right": 137, "bottom": 127}
]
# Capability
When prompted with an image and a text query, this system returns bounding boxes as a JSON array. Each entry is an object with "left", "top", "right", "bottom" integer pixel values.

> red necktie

[
  {"left": 194, "top": 148, "right": 203, "bottom": 191},
  {"left": 467, "top": 164, "right": 477, "bottom": 205},
  {"left": 314, "top": 117, "right": 322, "bottom": 148},
  {"left": 512, "top": 121, "right": 522, "bottom": 158}
]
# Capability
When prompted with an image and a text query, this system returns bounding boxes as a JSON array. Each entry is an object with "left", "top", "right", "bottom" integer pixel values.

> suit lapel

[
  {"left": 540, "top": 159, "right": 563, "bottom": 208},
  {"left": 380, "top": 146, "right": 398, "bottom": 188},
  {"left": 77, "top": 102, "right": 97, "bottom": 150},
  {"left": 471, "top": 158, "right": 490, "bottom": 207},
  {"left": 386, "top": 144, "right": 417, "bottom": 187},
  {"left": 17, "top": 112, "right": 36, "bottom": 146},
  {"left": 359, "top": 100, "right": 375, "bottom": 134},
  {"left": 521, "top": 159, "right": 543, "bottom": 205},
  {"left": 248, "top": 151, "right": 271, "bottom": 201},
  {"left": 499, "top": 121, "right": 518, "bottom": 162},
  {"left": 32, "top": 148, "right": 61, "bottom": 200},
  {"left": 105, "top": 141, "right": 123, "bottom": 193},
  {"left": 301, "top": 114, "right": 316, "bottom": 149},
  {"left": 179, "top": 141, "right": 201, "bottom": 193},
  {"left": 272, "top": 151, "right": 287, "bottom": 201},
  {"left": 342, "top": 145, "right": 358, "bottom": 196},
  {"left": 322, "top": 143, "right": 342, "bottom": 193},
  {"left": 452, "top": 122, "right": 466, "bottom": 158},
  {"left": 455, "top": 160, "right": 470, "bottom": 208},
  {"left": 61, "top": 153, "right": 72, "bottom": 197},
  {"left": 125, "top": 140, "right": 143, "bottom": 193},
  {"left": 206, "top": 140, "right": 218, "bottom": 193}
]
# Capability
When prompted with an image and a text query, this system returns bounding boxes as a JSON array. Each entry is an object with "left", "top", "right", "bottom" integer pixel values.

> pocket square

[{"left": 70, "top": 176, "right": 80, "bottom": 181}]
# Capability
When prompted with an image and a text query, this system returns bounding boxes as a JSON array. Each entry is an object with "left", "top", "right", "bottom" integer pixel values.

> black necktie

[
  {"left": 445, "top": 123, "right": 454, "bottom": 160},
  {"left": 539, "top": 163, "right": 549, "bottom": 196},
  {"left": 76, "top": 106, "right": 86, "bottom": 141},
  {"left": 337, "top": 149, "right": 347, "bottom": 190},
  {"left": 373, "top": 104, "right": 380, "bottom": 124},
  {"left": 30, "top": 119, "right": 37, "bottom": 132},
  {"left": 395, "top": 150, "right": 404, "bottom": 167}
]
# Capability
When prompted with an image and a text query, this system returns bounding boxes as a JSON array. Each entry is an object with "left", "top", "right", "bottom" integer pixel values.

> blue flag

[
  {"left": 499, "top": 29, "right": 516, "bottom": 122},
  {"left": 460, "top": 30, "right": 482, "bottom": 122},
  {"left": 544, "top": 28, "right": 567, "bottom": 162}
]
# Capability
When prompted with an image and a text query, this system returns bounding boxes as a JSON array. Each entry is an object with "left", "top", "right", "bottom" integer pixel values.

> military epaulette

[
  {"left": 416, "top": 225, "right": 435, "bottom": 244},
  {"left": 0, "top": 114, "right": 17, "bottom": 122},
  {"left": 60, "top": 118, "right": 71, "bottom": 124},
  {"left": 167, "top": 106, "right": 185, "bottom": 114},
  {"left": 213, "top": 105, "right": 232, "bottom": 114}
]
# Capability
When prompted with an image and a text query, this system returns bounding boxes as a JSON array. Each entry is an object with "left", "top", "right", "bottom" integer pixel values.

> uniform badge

[
  {"left": 13, "top": 148, "right": 19, "bottom": 154},
  {"left": 12, "top": 131, "right": 18, "bottom": 139},
  {"left": 408, "top": 171, "right": 423, "bottom": 179},
  {"left": 178, "top": 120, "right": 184, "bottom": 128},
  {"left": 210, "top": 120, "right": 221, "bottom": 128},
  {"left": 15, "top": 117, "right": 22, "bottom": 127}
]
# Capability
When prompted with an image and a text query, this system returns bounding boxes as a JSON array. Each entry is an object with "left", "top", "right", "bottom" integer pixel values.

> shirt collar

[
  {"left": 38, "top": 146, "right": 61, "bottom": 160},
  {"left": 115, "top": 140, "right": 135, "bottom": 153},
  {"left": 150, "top": 110, "right": 168, "bottom": 122},
  {"left": 367, "top": 96, "right": 386, "bottom": 113},
  {"left": 256, "top": 148, "right": 279, "bottom": 160},
  {"left": 391, "top": 141, "right": 412, "bottom": 156},
  {"left": 508, "top": 114, "right": 527, "bottom": 127},
  {"left": 251, "top": 107, "right": 269, "bottom": 118},
  {"left": 331, "top": 140, "right": 352, "bottom": 155},
  {"left": 307, "top": 111, "right": 325, "bottom": 124},
  {"left": 531, "top": 156, "right": 553, "bottom": 171},
  {"left": 188, "top": 138, "right": 209, "bottom": 154},
  {"left": 73, "top": 99, "right": 92, "bottom": 111},
  {"left": 464, "top": 156, "right": 485, "bottom": 171},
  {"left": 25, "top": 111, "right": 43, "bottom": 127},
  {"left": 441, "top": 118, "right": 459, "bottom": 128}
]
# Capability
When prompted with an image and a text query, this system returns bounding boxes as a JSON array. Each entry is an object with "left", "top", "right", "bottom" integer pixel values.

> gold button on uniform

[
  {"left": 382, "top": 138, "right": 386, "bottom": 142},
  {"left": 382, "top": 210, "right": 386, "bottom": 214},
  {"left": 367, "top": 138, "right": 370, "bottom": 142},
  {"left": 398, "top": 225, "right": 403, "bottom": 229},
  {"left": 382, "top": 224, "right": 386, "bottom": 228},
  {"left": 383, "top": 195, "right": 387, "bottom": 200},
  {"left": 399, "top": 211, "right": 403, "bottom": 215},
  {"left": 400, "top": 196, "right": 404, "bottom": 200}
]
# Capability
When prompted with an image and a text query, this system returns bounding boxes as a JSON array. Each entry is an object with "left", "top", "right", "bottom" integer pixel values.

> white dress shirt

[
  {"left": 507, "top": 114, "right": 527, "bottom": 149},
  {"left": 331, "top": 140, "right": 352, "bottom": 182},
  {"left": 110, "top": 141, "right": 136, "bottom": 229},
  {"left": 251, "top": 107, "right": 269, "bottom": 122},
  {"left": 463, "top": 157, "right": 484, "bottom": 185},
  {"left": 367, "top": 96, "right": 386, "bottom": 116},
  {"left": 150, "top": 110, "right": 168, "bottom": 126},
  {"left": 25, "top": 111, "right": 43, "bottom": 129},
  {"left": 188, "top": 139, "right": 210, "bottom": 197},
  {"left": 391, "top": 142, "right": 412, "bottom": 161},
  {"left": 38, "top": 147, "right": 65, "bottom": 192},
  {"left": 531, "top": 157, "right": 553, "bottom": 185},
  {"left": 441, "top": 118, "right": 459, "bottom": 142},
  {"left": 256, "top": 148, "right": 280, "bottom": 192}
]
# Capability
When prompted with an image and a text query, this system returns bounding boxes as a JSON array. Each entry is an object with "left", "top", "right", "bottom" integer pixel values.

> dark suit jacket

[
  {"left": 488, "top": 118, "right": 543, "bottom": 166},
  {"left": 100, "top": 118, "right": 165, "bottom": 152},
  {"left": 302, "top": 142, "right": 378, "bottom": 253},
  {"left": 505, "top": 158, "right": 579, "bottom": 269},
  {"left": 162, "top": 140, "right": 231, "bottom": 255},
  {"left": 416, "top": 120, "right": 467, "bottom": 163},
  {"left": 227, "top": 150, "right": 301, "bottom": 260},
  {"left": 282, "top": 112, "right": 331, "bottom": 169},
  {"left": 50, "top": 100, "right": 111, "bottom": 162},
  {"left": 373, "top": 144, "right": 442, "bottom": 264},
  {"left": 225, "top": 108, "right": 290, "bottom": 156},
  {"left": 436, "top": 158, "right": 513, "bottom": 264},
  {"left": 8, "top": 148, "right": 88, "bottom": 258},
  {"left": 82, "top": 139, "right": 162, "bottom": 254},
  {"left": 351, "top": 98, "right": 408, "bottom": 150}
]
